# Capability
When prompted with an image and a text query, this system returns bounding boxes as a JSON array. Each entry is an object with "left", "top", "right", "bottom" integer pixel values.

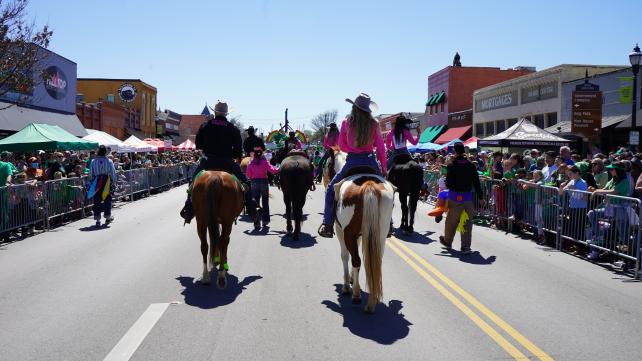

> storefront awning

[
  {"left": 425, "top": 92, "right": 446, "bottom": 107},
  {"left": 434, "top": 125, "right": 472, "bottom": 145},
  {"left": 419, "top": 125, "right": 445, "bottom": 143},
  {"left": 0, "top": 101, "right": 87, "bottom": 137},
  {"left": 426, "top": 94, "right": 437, "bottom": 106}
]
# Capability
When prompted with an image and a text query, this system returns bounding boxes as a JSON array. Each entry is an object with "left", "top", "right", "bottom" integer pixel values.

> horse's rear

[
  {"left": 323, "top": 150, "right": 346, "bottom": 189},
  {"left": 387, "top": 155, "right": 423, "bottom": 234},
  {"left": 279, "top": 152, "right": 314, "bottom": 240},
  {"left": 192, "top": 171, "right": 244, "bottom": 288},
  {"left": 334, "top": 174, "right": 395, "bottom": 313}
]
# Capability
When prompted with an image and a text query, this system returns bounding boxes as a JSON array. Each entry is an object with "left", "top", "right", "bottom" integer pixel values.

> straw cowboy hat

[
  {"left": 208, "top": 101, "right": 229, "bottom": 115},
  {"left": 345, "top": 93, "right": 378, "bottom": 114}
]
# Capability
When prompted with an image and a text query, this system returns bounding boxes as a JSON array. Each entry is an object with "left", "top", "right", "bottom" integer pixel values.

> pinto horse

[
  {"left": 387, "top": 154, "right": 423, "bottom": 234},
  {"left": 322, "top": 149, "right": 347, "bottom": 189},
  {"left": 334, "top": 172, "right": 395, "bottom": 313},
  {"left": 277, "top": 149, "right": 314, "bottom": 240},
  {"left": 192, "top": 171, "right": 245, "bottom": 288}
]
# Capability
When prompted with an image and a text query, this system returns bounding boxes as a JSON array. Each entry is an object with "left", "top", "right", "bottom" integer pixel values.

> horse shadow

[
  {"left": 279, "top": 232, "right": 317, "bottom": 249},
  {"left": 436, "top": 249, "right": 497, "bottom": 265},
  {"left": 393, "top": 230, "right": 435, "bottom": 245},
  {"left": 321, "top": 284, "right": 412, "bottom": 345},
  {"left": 79, "top": 224, "right": 110, "bottom": 232},
  {"left": 176, "top": 274, "right": 262, "bottom": 309}
]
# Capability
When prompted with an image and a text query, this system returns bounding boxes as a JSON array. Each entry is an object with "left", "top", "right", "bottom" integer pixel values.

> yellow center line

[
  {"left": 386, "top": 242, "right": 528, "bottom": 360},
  {"left": 389, "top": 236, "right": 554, "bottom": 361}
]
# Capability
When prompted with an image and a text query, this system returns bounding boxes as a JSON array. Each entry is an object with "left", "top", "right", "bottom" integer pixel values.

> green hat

[
  {"left": 575, "top": 161, "right": 589, "bottom": 175},
  {"left": 606, "top": 163, "right": 624, "bottom": 170}
]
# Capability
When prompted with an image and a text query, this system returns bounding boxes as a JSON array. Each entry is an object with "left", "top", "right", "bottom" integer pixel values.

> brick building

[
  {"left": 422, "top": 64, "right": 534, "bottom": 143},
  {"left": 76, "top": 101, "right": 141, "bottom": 140}
]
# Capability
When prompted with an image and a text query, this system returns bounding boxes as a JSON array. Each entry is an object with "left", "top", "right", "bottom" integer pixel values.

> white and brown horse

[
  {"left": 322, "top": 149, "right": 346, "bottom": 189},
  {"left": 333, "top": 173, "right": 395, "bottom": 313}
]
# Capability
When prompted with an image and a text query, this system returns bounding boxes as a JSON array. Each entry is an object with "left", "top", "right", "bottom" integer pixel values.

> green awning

[
  {"left": 425, "top": 94, "right": 437, "bottom": 106},
  {"left": 433, "top": 92, "right": 445, "bottom": 105},
  {"left": 0, "top": 123, "right": 98, "bottom": 152},
  {"left": 419, "top": 125, "right": 445, "bottom": 143}
]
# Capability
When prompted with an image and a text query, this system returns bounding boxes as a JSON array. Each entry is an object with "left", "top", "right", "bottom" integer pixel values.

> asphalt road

[{"left": 1, "top": 184, "right": 641, "bottom": 361}]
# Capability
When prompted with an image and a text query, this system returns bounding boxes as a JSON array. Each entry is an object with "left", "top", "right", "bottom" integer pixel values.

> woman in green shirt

[{"left": 590, "top": 159, "right": 609, "bottom": 189}]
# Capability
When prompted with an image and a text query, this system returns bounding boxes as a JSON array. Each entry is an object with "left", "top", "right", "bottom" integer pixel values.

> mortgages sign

[{"left": 475, "top": 90, "right": 517, "bottom": 112}]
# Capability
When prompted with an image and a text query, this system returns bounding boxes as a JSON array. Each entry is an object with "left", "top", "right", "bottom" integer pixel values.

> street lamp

[{"left": 629, "top": 44, "right": 641, "bottom": 144}]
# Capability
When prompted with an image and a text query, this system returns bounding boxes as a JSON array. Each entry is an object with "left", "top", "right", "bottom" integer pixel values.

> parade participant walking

[
  {"left": 439, "top": 142, "right": 484, "bottom": 254},
  {"left": 246, "top": 147, "right": 280, "bottom": 228},
  {"left": 180, "top": 101, "right": 261, "bottom": 225},
  {"left": 318, "top": 93, "right": 387, "bottom": 238},
  {"left": 243, "top": 126, "right": 266, "bottom": 156},
  {"left": 385, "top": 114, "right": 420, "bottom": 169},
  {"left": 88, "top": 145, "right": 117, "bottom": 226}
]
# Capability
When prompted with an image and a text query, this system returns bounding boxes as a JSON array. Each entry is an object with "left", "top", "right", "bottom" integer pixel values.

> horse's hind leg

[
  {"left": 283, "top": 192, "right": 293, "bottom": 234},
  {"left": 336, "top": 226, "right": 351, "bottom": 294},
  {"left": 217, "top": 222, "right": 233, "bottom": 289},
  {"left": 408, "top": 191, "right": 419, "bottom": 234},
  {"left": 400, "top": 192, "right": 409, "bottom": 233},
  {"left": 197, "top": 221, "right": 211, "bottom": 285}
]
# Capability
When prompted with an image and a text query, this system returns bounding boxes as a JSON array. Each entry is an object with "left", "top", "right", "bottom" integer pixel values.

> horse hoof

[
  {"left": 341, "top": 286, "right": 352, "bottom": 295},
  {"left": 352, "top": 297, "right": 362, "bottom": 305},
  {"left": 364, "top": 305, "right": 375, "bottom": 314},
  {"left": 200, "top": 277, "right": 211, "bottom": 286},
  {"left": 217, "top": 277, "right": 227, "bottom": 289},
  {"left": 292, "top": 233, "right": 299, "bottom": 241}
]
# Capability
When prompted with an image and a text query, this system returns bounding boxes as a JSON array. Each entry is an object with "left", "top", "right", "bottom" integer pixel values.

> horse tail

[
  {"left": 361, "top": 182, "right": 383, "bottom": 304},
  {"left": 207, "top": 174, "right": 222, "bottom": 247}
]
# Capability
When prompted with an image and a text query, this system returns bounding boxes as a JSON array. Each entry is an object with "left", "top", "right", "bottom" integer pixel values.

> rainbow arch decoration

[{"left": 265, "top": 130, "right": 307, "bottom": 144}]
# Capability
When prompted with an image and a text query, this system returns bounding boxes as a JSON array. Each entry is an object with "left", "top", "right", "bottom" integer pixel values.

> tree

[
  {"left": 0, "top": 0, "right": 53, "bottom": 100},
  {"left": 228, "top": 116, "right": 247, "bottom": 142},
  {"left": 310, "top": 109, "right": 338, "bottom": 135}
]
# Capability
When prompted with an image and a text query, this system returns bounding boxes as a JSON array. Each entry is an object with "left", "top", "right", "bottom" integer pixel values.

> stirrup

[{"left": 317, "top": 224, "right": 334, "bottom": 238}]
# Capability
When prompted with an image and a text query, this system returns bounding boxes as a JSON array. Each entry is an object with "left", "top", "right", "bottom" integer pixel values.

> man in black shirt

[
  {"left": 440, "top": 142, "right": 485, "bottom": 254},
  {"left": 180, "top": 101, "right": 260, "bottom": 224},
  {"left": 243, "top": 127, "right": 265, "bottom": 156}
]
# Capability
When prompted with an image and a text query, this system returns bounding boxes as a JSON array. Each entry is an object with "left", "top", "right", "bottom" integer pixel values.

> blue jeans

[
  {"left": 251, "top": 179, "right": 270, "bottom": 222},
  {"left": 387, "top": 147, "right": 410, "bottom": 170},
  {"left": 323, "top": 153, "right": 381, "bottom": 225}
]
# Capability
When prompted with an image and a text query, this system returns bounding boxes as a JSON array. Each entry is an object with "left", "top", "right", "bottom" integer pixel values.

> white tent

[
  {"left": 83, "top": 130, "right": 136, "bottom": 153},
  {"left": 124, "top": 135, "right": 157, "bottom": 152}
]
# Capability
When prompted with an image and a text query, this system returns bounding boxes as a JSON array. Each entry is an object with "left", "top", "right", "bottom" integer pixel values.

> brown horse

[
  {"left": 192, "top": 171, "right": 245, "bottom": 288},
  {"left": 334, "top": 173, "right": 395, "bottom": 313},
  {"left": 278, "top": 150, "right": 315, "bottom": 240}
]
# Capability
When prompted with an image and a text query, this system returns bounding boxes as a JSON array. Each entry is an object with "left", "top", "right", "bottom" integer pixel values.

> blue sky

[{"left": 28, "top": 0, "right": 642, "bottom": 133}]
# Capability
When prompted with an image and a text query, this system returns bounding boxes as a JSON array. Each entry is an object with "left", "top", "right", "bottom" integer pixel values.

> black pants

[
  {"left": 93, "top": 194, "right": 112, "bottom": 221},
  {"left": 191, "top": 157, "right": 256, "bottom": 214}
]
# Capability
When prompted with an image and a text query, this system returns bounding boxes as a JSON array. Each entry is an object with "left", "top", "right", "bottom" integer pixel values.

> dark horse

[
  {"left": 192, "top": 171, "right": 245, "bottom": 288},
  {"left": 273, "top": 148, "right": 315, "bottom": 240},
  {"left": 387, "top": 154, "right": 423, "bottom": 234}
]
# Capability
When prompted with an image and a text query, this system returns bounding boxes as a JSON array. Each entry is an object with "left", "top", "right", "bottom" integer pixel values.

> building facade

[
  {"left": 472, "top": 65, "right": 626, "bottom": 138},
  {"left": 424, "top": 66, "right": 535, "bottom": 129},
  {"left": 155, "top": 109, "right": 181, "bottom": 140},
  {"left": 0, "top": 46, "right": 86, "bottom": 137},
  {"left": 76, "top": 101, "right": 141, "bottom": 140},
  {"left": 77, "top": 79, "right": 157, "bottom": 137}
]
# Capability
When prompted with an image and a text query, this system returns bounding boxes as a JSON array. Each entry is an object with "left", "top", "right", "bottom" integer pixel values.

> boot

[{"left": 180, "top": 197, "right": 194, "bottom": 224}]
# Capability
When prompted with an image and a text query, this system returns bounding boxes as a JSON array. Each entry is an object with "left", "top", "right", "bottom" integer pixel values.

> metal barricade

[
  {"left": 423, "top": 170, "right": 440, "bottom": 204},
  {"left": 539, "top": 185, "right": 562, "bottom": 244},
  {"left": 0, "top": 183, "right": 45, "bottom": 235},
  {"left": 44, "top": 178, "right": 86, "bottom": 226}
]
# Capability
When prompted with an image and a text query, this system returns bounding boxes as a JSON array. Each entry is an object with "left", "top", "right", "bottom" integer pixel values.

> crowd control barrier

[
  {"left": 422, "top": 170, "right": 641, "bottom": 278},
  {"left": 0, "top": 163, "right": 197, "bottom": 238}
]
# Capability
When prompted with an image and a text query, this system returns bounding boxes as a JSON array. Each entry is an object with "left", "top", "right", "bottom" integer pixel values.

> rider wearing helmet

[{"left": 180, "top": 101, "right": 261, "bottom": 225}]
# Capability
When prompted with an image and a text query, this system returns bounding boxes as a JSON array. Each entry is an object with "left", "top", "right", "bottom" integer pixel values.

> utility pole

[{"left": 284, "top": 108, "right": 289, "bottom": 132}]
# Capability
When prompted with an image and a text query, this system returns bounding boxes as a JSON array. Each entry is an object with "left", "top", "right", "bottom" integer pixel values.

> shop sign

[
  {"left": 521, "top": 82, "right": 558, "bottom": 104},
  {"left": 571, "top": 88, "right": 602, "bottom": 138},
  {"left": 44, "top": 66, "right": 68, "bottom": 100},
  {"left": 475, "top": 90, "right": 517, "bottom": 112},
  {"left": 619, "top": 76, "right": 634, "bottom": 104},
  {"left": 118, "top": 83, "right": 137, "bottom": 103}
]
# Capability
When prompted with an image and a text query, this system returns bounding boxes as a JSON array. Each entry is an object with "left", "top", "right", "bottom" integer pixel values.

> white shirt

[{"left": 542, "top": 164, "right": 558, "bottom": 183}]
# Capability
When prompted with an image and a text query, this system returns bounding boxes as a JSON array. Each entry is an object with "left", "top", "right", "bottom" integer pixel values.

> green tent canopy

[
  {"left": 0, "top": 123, "right": 98, "bottom": 152},
  {"left": 418, "top": 125, "right": 445, "bottom": 143}
]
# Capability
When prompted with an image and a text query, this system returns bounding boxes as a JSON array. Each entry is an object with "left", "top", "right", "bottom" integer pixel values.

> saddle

[
  {"left": 190, "top": 169, "right": 248, "bottom": 194},
  {"left": 343, "top": 165, "right": 380, "bottom": 178}
]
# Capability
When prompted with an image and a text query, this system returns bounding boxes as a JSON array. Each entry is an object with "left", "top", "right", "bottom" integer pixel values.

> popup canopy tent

[
  {"left": 124, "top": 135, "right": 157, "bottom": 152},
  {"left": 0, "top": 123, "right": 98, "bottom": 152},
  {"left": 174, "top": 139, "right": 196, "bottom": 151},
  {"left": 83, "top": 130, "right": 136, "bottom": 153},
  {"left": 144, "top": 138, "right": 166, "bottom": 152},
  {"left": 464, "top": 136, "right": 478, "bottom": 149},
  {"left": 408, "top": 142, "right": 441, "bottom": 153},
  {"left": 478, "top": 118, "right": 570, "bottom": 147}
]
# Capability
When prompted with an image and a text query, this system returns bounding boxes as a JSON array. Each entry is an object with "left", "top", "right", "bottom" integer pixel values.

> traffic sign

[{"left": 571, "top": 90, "right": 602, "bottom": 138}]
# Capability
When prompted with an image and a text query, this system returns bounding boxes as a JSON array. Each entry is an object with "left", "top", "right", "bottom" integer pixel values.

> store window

[
  {"left": 475, "top": 123, "right": 484, "bottom": 137},
  {"left": 440, "top": 102, "right": 444, "bottom": 113},
  {"left": 107, "top": 94, "right": 115, "bottom": 103},
  {"left": 508, "top": 118, "right": 518, "bottom": 127},
  {"left": 76, "top": 94, "right": 84, "bottom": 103},
  {"left": 486, "top": 122, "right": 495, "bottom": 135},
  {"left": 546, "top": 112, "right": 558, "bottom": 127},
  {"left": 533, "top": 114, "right": 545, "bottom": 128},
  {"left": 496, "top": 120, "right": 505, "bottom": 133}
]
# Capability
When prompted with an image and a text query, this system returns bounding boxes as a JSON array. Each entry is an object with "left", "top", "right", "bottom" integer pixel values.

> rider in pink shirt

[
  {"left": 385, "top": 114, "right": 421, "bottom": 169},
  {"left": 246, "top": 147, "right": 279, "bottom": 228}
]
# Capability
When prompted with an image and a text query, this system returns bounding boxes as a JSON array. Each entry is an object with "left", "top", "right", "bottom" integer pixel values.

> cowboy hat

[
  {"left": 246, "top": 126, "right": 256, "bottom": 133},
  {"left": 208, "top": 101, "right": 229, "bottom": 115},
  {"left": 326, "top": 123, "right": 338, "bottom": 129},
  {"left": 345, "top": 93, "right": 378, "bottom": 114}
]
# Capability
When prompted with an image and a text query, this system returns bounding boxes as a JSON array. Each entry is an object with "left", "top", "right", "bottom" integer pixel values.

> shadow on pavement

[
  {"left": 436, "top": 249, "right": 496, "bottom": 265},
  {"left": 321, "top": 284, "right": 412, "bottom": 345},
  {"left": 394, "top": 230, "right": 435, "bottom": 245},
  {"left": 79, "top": 224, "right": 110, "bottom": 232},
  {"left": 280, "top": 232, "right": 317, "bottom": 248},
  {"left": 176, "top": 274, "right": 262, "bottom": 309}
]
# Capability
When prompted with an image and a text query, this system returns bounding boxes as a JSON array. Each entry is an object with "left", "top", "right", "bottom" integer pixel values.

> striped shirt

[{"left": 89, "top": 156, "right": 117, "bottom": 182}]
